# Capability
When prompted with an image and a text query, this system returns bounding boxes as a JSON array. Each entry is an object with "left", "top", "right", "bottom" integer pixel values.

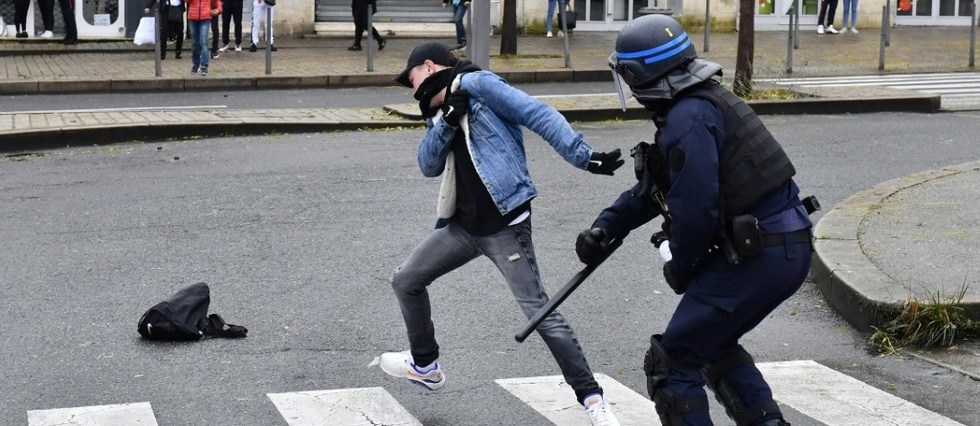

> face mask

[
  {"left": 415, "top": 68, "right": 451, "bottom": 101},
  {"left": 415, "top": 68, "right": 451, "bottom": 117}
]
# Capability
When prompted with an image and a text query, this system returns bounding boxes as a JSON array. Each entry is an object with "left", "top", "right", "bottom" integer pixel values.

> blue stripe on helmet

[{"left": 615, "top": 33, "right": 691, "bottom": 64}]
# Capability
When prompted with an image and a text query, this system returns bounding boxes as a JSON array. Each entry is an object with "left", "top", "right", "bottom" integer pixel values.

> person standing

[
  {"left": 441, "top": 0, "right": 468, "bottom": 49},
  {"left": 816, "top": 0, "right": 839, "bottom": 34},
  {"left": 218, "top": 0, "right": 245, "bottom": 52},
  {"left": 56, "top": 0, "right": 78, "bottom": 44},
  {"left": 546, "top": 0, "right": 565, "bottom": 38},
  {"left": 186, "top": 0, "right": 220, "bottom": 75},
  {"left": 248, "top": 0, "right": 275, "bottom": 52},
  {"left": 348, "top": 0, "right": 386, "bottom": 51},
  {"left": 210, "top": 11, "right": 220, "bottom": 58},
  {"left": 841, "top": 0, "right": 859, "bottom": 33},
  {"left": 144, "top": 0, "right": 185, "bottom": 59},
  {"left": 36, "top": 0, "right": 55, "bottom": 37},
  {"left": 583, "top": 14, "right": 814, "bottom": 426},
  {"left": 13, "top": 0, "right": 31, "bottom": 37},
  {"left": 376, "top": 41, "right": 624, "bottom": 426}
]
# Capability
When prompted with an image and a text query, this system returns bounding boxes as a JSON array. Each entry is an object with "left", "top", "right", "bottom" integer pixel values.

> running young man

[{"left": 377, "top": 41, "right": 624, "bottom": 426}]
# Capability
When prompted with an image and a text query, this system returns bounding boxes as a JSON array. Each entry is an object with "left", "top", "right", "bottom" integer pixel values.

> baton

[{"left": 514, "top": 238, "right": 623, "bottom": 343}]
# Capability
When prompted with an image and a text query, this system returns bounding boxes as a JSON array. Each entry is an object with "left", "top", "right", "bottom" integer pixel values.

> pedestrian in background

[
  {"left": 57, "top": 0, "right": 78, "bottom": 44},
  {"left": 144, "top": 0, "right": 185, "bottom": 59},
  {"left": 186, "top": 0, "right": 221, "bottom": 75},
  {"left": 545, "top": 0, "right": 564, "bottom": 38},
  {"left": 841, "top": 0, "right": 858, "bottom": 33},
  {"left": 441, "top": 0, "right": 468, "bottom": 49},
  {"left": 218, "top": 0, "right": 245, "bottom": 52},
  {"left": 36, "top": 0, "right": 55, "bottom": 37},
  {"left": 588, "top": 14, "right": 813, "bottom": 426},
  {"left": 816, "top": 0, "right": 839, "bottom": 34},
  {"left": 13, "top": 0, "right": 30, "bottom": 37},
  {"left": 348, "top": 0, "right": 386, "bottom": 51},
  {"left": 376, "top": 40, "right": 624, "bottom": 426},
  {"left": 210, "top": 11, "right": 220, "bottom": 58},
  {"left": 249, "top": 0, "right": 275, "bottom": 52}
]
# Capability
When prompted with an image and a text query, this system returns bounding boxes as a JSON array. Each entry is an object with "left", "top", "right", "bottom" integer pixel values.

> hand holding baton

[{"left": 514, "top": 238, "right": 623, "bottom": 343}]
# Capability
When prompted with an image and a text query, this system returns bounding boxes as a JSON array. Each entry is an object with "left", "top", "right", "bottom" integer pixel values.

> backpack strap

[{"left": 204, "top": 314, "right": 248, "bottom": 338}]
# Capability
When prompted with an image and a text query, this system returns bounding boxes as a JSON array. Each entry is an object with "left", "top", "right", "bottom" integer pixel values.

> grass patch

[
  {"left": 869, "top": 282, "right": 980, "bottom": 356},
  {"left": 743, "top": 87, "right": 807, "bottom": 101}
]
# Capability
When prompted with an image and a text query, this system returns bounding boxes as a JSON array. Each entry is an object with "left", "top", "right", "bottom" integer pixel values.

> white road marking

[
  {"left": 759, "top": 360, "right": 967, "bottom": 426},
  {"left": 496, "top": 372, "right": 660, "bottom": 426},
  {"left": 27, "top": 402, "right": 158, "bottom": 426},
  {"left": 267, "top": 387, "right": 422, "bottom": 426}
]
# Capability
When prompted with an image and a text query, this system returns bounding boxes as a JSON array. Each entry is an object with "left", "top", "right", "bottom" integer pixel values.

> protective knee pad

[
  {"left": 701, "top": 348, "right": 784, "bottom": 426},
  {"left": 645, "top": 334, "right": 710, "bottom": 426},
  {"left": 643, "top": 334, "right": 670, "bottom": 399},
  {"left": 653, "top": 388, "right": 710, "bottom": 426}
]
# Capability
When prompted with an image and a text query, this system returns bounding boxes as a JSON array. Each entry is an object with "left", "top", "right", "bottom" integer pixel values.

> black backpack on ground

[{"left": 137, "top": 282, "right": 247, "bottom": 341}]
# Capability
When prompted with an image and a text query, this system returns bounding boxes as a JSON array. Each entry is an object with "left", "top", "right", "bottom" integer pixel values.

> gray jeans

[{"left": 390, "top": 217, "right": 603, "bottom": 403}]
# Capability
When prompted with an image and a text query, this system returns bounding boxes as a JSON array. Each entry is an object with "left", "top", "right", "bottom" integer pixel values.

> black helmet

[{"left": 610, "top": 14, "right": 698, "bottom": 89}]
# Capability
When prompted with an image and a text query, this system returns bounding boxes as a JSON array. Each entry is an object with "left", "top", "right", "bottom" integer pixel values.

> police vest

[{"left": 675, "top": 80, "right": 796, "bottom": 216}]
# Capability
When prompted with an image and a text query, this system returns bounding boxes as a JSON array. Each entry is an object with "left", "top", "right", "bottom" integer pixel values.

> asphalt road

[{"left": 2, "top": 111, "right": 980, "bottom": 425}]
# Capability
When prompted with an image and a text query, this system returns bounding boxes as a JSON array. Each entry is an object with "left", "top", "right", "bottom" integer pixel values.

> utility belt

[
  {"left": 719, "top": 195, "right": 819, "bottom": 266},
  {"left": 761, "top": 228, "right": 813, "bottom": 246}
]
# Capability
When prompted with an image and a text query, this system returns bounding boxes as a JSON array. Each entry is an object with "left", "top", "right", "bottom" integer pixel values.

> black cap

[{"left": 395, "top": 42, "right": 457, "bottom": 88}]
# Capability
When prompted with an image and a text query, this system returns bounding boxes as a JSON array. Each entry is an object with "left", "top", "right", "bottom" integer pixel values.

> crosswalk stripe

[
  {"left": 758, "top": 360, "right": 967, "bottom": 426},
  {"left": 267, "top": 387, "right": 422, "bottom": 426},
  {"left": 21, "top": 360, "right": 968, "bottom": 426},
  {"left": 495, "top": 373, "right": 660, "bottom": 426},
  {"left": 756, "top": 72, "right": 980, "bottom": 109},
  {"left": 27, "top": 402, "right": 158, "bottom": 426}
]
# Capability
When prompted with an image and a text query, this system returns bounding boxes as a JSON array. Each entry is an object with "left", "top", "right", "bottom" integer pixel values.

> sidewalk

[{"left": 1, "top": 26, "right": 978, "bottom": 377}]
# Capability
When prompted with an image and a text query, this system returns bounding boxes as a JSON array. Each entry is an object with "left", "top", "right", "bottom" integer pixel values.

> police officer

[{"left": 575, "top": 14, "right": 814, "bottom": 426}]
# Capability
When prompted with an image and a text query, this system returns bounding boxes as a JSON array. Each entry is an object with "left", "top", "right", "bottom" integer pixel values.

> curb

[
  {"left": 2, "top": 89, "right": 941, "bottom": 154},
  {"left": 811, "top": 160, "right": 980, "bottom": 332}
]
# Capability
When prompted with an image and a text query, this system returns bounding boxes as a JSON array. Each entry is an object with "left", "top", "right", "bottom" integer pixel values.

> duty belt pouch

[{"left": 731, "top": 214, "right": 762, "bottom": 260}]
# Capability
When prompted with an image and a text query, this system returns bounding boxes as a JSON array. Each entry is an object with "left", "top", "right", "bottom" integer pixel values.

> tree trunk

[
  {"left": 732, "top": 0, "right": 755, "bottom": 98},
  {"left": 500, "top": 0, "right": 517, "bottom": 55}
]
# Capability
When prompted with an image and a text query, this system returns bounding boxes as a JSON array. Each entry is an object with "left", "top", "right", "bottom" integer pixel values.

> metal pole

[
  {"left": 879, "top": 5, "right": 887, "bottom": 70},
  {"left": 366, "top": 9, "right": 374, "bottom": 72},
  {"left": 265, "top": 6, "right": 272, "bottom": 74},
  {"left": 471, "top": 0, "right": 491, "bottom": 70},
  {"left": 704, "top": 0, "right": 710, "bottom": 52},
  {"left": 794, "top": 0, "right": 800, "bottom": 49},
  {"left": 561, "top": 0, "right": 571, "bottom": 67},
  {"left": 885, "top": 0, "right": 891, "bottom": 47},
  {"left": 970, "top": 1, "right": 976, "bottom": 68},
  {"left": 154, "top": 9, "right": 162, "bottom": 77},
  {"left": 466, "top": 3, "right": 472, "bottom": 58},
  {"left": 786, "top": 5, "right": 794, "bottom": 73}
]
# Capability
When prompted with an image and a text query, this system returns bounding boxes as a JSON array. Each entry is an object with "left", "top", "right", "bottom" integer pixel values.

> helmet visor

[{"left": 608, "top": 52, "right": 633, "bottom": 112}]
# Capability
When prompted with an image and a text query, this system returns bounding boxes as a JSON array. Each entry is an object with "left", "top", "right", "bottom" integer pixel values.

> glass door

[
  {"left": 573, "top": 0, "right": 638, "bottom": 31},
  {"left": 896, "top": 0, "right": 976, "bottom": 24}
]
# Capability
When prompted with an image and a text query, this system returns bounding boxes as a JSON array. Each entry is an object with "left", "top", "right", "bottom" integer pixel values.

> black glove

[
  {"left": 442, "top": 89, "right": 470, "bottom": 127},
  {"left": 587, "top": 149, "right": 625, "bottom": 176},
  {"left": 576, "top": 228, "right": 612, "bottom": 265},
  {"left": 662, "top": 261, "right": 687, "bottom": 295}
]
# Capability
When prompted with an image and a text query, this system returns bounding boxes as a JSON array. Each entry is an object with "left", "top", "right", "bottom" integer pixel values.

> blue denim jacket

[{"left": 417, "top": 70, "right": 595, "bottom": 216}]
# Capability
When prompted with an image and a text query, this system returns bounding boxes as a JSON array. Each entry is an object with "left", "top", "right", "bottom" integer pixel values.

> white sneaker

[
  {"left": 851, "top": 27, "right": 859, "bottom": 33},
  {"left": 376, "top": 351, "right": 446, "bottom": 390},
  {"left": 547, "top": 31, "right": 553, "bottom": 37},
  {"left": 826, "top": 25, "right": 838, "bottom": 34},
  {"left": 584, "top": 394, "right": 620, "bottom": 426},
  {"left": 40, "top": 30, "right": 53, "bottom": 38},
  {"left": 218, "top": 44, "right": 230, "bottom": 52},
  {"left": 816, "top": 25, "right": 824, "bottom": 34},
  {"left": 558, "top": 30, "right": 564, "bottom": 37}
]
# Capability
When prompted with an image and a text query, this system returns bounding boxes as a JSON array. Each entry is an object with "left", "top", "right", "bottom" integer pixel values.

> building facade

[{"left": 1, "top": 0, "right": 975, "bottom": 41}]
